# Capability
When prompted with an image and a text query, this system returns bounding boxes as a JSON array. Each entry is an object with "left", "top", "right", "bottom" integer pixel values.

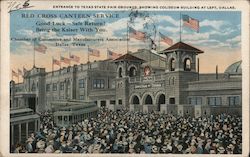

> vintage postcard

[{"left": 0, "top": 0, "right": 249, "bottom": 156}]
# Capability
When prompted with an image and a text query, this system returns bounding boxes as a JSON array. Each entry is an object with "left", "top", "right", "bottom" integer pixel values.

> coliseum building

[{"left": 10, "top": 41, "right": 242, "bottom": 144}]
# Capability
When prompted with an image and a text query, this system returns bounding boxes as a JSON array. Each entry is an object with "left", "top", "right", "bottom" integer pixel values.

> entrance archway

[
  {"left": 132, "top": 95, "right": 140, "bottom": 105},
  {"left": 145, "top": 95, "right": 153, "bottom": 105},
  {"left": 157, "top": 94, "right": 165, "bottom": 111}
]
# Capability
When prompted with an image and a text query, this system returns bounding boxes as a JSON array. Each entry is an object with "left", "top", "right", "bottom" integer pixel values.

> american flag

[
  {"left": 12, "top": 70, "right": 18, "bottom": 77},
  {"left": 60, "top": 56, "right": 70, "bottom": 64},
  {"left": 34, "top": 40, "right": 47, "bottom": 53},
  {"left": 88, "top": 47, "right": 100, "bottom": 57},
  {"left": 159, "top": 32, "right": 173, "bottom": 46},
  {"left": 53, "top": 58, "right": 61, "bottom": 66},
  {"left": 107, "top": 49, "right": 122, "bottom": 59},
  {"left": 70, "top": 54, "right": 80, "bottom": 62},
  {"left": 129, "top": 27, "right": 146, "bottom": 41},
  {"left": 182, "top": 15, "right": 199, "bottom": 32},
  {"left": 18, "top": 69, "right": 23, "bottom": 75}
]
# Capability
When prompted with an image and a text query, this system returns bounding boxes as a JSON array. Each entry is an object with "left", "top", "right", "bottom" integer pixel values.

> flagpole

[
  {"left": 52, "top": 57, "right": 54, "bottom": 75},
  {"left": 87, "top": 45, "right": 90, "bottom": 69},
  {"left": 127, "top": 22, "right": 129, "bottom": 53},
  {"left": 180, "top": 12, "right": 182, "bottom": 42},
  {"left": 149, "top": 38, "right": 151, "bottom": 67},
  {"left": 158, "top": 31, "right": 160, "bottom": 52},
  {"left": 60, "top": 53, "right": 62, "bottom": 70},
  {"left": 33, "top": 39, "right": 36, "bottom": 68},
  {"left": 107, "top": 48, "right": 109, "bottom": 59},
  {"left": 68, "top": 46, "right": 71, "bottom": 66}
]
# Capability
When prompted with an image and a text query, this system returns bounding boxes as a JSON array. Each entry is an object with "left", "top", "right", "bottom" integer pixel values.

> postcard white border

[{"left": 1, "top": 0, "right": 249, "bottom": 157}]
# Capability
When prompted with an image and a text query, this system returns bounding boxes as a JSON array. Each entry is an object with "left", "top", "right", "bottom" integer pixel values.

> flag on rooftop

[
  {"left": 60, "top": 56, "right": 70, "bottom": 64},
  {"left": 34, "top": 40, "right": 47, "bottom": 53},
  {"left": 129, "top": 27, "right": 146, "bottom": 41},
  {"left": 182, "top": 14, "right": 199, "bottom": 32},
  {"left": 159, "top": 32, "right": 173, "bottom": 46},
  {"left": 70, "top": 54, "right": 80, "bottom": 63},
  {"left": 107, "top": 49, "right": 122, "bottom": 59},
  {"left": 53, "top": 58, "right": 61, "bottom": 66},
  {"left": 88, "top": 47, "right": 100, "bottom": 57}
]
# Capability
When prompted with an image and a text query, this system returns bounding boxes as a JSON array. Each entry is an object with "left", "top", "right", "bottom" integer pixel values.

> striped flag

[
  {"left": 159, "top": 32, "right": 173, "bottom": 46},
  {"left": 107, "top": 49, "right": 122, "bottom": 59},
  {"left": 129, "top": 27, "right": 146, "bottom": 41},
  {"left": 70, "top": 54, "right": 80, "bottom": 62},
  {"left": 18, "top": 69, "right": 23, "bottom": 75},
  {"left": 34, "top": 40, "right": 47, "bottom": 53},
  {"left": 182, "top": 15, "right": 199, "bottom": 32},
  {"left": 53, "top": 58, "right": 61, "bottom": 66},
  {"left": 88, "top": 47, "right": 100, "bottom": 57},
  {"left": 60, "top": 56, "right": 70, "bottom": 64},
  {"left": 12, "top": 70, "right": 18, "bottom": 77}
]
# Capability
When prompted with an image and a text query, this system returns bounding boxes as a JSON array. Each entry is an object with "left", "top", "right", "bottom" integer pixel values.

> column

[
  {"left": 11, "top": 125, "right": 14, "bottom": 145},
  {"left": 35, "top": 120, "right": 37, "bottom": 132},
  {"left": 18, "top": 124, "right": 21, "bottom": 142},
  {"left": 26, "top": 122, "right": 29, "bottom": 139},
  {"left": 62, "top": 116, "right": 64, "bottom": 126}
]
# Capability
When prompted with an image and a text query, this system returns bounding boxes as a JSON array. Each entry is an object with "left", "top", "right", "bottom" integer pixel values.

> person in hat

[
  {"left": 217, "top": 146, "right": 225, "bottom": 154},
  {"left": 151, "top": 145, "right": 159, "bottom": 154},
  {"left": 26, "top": 138, "right": 34, "bottom": 153}
]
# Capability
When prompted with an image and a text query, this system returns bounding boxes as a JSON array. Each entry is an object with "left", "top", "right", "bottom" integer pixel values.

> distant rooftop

[
  {"left": 224, "top": 61, "right": 242, "bottom": 75},
  {"left": 113, "top": 53, "right": 145, "bottom": 63},
  {"left": 161, "top": 41, "right": 204, "bottom": 54}
]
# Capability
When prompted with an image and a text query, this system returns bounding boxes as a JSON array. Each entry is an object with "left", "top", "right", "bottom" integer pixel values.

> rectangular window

[
  {"left": 79, "top": 95, "right": 84, "bottom": 100},
  {"left": 79, "top": 79, "right": 85, "bottom": 88},
  {"left": 93, "top": 79, "right": 105, "bottom": 89},
  {"left": 110, "top": 100, "right": 116, "bottom": 105},
  {"left": 207, "top": 97, "right": 222, "bottom": 106},
  {"left": 60, "top": 82, "right": 64, "bottom": 90},
  {"left": 53, "top": 83, "right": 57, "bottom": 91},
  {"left": 31, "top": 83, "right": 36, "bottom": 91},
  {"left": 189, "top": 97, "right": 202, "bottom": 105},
  {"left": 118, "top": 99, "right": 122, "bottom": 105},
  {"left": 46, "top": 84, "right": 51, "bottom": 91},
  {"left": 228, "top": 96, "right": 240, "bottom": 106}
]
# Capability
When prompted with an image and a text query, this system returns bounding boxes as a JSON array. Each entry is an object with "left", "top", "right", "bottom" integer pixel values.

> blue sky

[{"left": 10, "top": 10, "right": 241, "bottom": 73}]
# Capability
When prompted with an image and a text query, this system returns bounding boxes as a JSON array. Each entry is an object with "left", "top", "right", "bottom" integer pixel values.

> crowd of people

[{"left": 11, "top": 108, "right": 242, "bottom": 154}]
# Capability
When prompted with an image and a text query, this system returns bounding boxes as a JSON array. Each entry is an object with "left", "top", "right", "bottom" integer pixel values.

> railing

[{"left": 129, "top": 73, "right": 165, "bottom": 83}]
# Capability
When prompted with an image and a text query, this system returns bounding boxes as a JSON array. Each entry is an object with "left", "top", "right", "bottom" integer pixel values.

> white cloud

[
  {"left": 154, "top": 15, "right": 179, "bottom": 27},
  {"left": 200, "top": 19, "right": 229, "bottom": 30},
  {"left": 226, "top": 35, "right": 241, "bottom": 43}
]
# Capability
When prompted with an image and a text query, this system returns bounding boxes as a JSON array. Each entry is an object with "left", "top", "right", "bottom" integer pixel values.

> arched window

[
  {"left": 157, "top": 94, "right": 165, "bottom": 111},
  {"left": 118, "top": 67, "right": 122, "bottom": 78},
  {"left": 184, "top": 58, "right": 191, "bottom": 71},
  {"left": 145, "top": 95, "right": 153, "bottom": 105},
  {"left": 170, "top": 58, "right": 176, "bottom": 71},
  {"left": 129, "top": 67, "right": 136, "bottom": 77},
  {"left": 132, "top": 96, "right": 140, "bottom": 105}
]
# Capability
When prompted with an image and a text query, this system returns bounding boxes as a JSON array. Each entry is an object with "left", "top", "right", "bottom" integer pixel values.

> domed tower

[
  {"left": 113, "top": 53, "right": 144, "bottom": 108},
  {"left": 224, "top": 60, "right": 242, "bottom": 77},
  {"left": 161, "top": 41, "right": 204, "bottom": 107}
]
